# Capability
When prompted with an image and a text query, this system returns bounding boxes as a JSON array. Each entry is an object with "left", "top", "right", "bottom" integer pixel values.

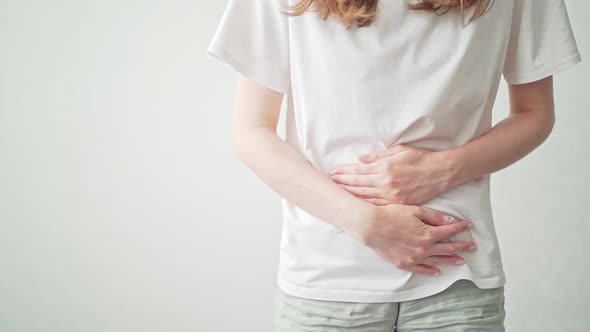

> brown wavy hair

[{"left": 284, "top": 0, "right": 495, "bottom": 29}]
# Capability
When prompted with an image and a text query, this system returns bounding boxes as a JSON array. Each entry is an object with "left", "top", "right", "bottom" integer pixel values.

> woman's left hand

[{"left": 328, "top": 144, "right": 457, "bottom": 206}]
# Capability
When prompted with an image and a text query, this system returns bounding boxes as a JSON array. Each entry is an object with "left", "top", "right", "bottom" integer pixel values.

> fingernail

[
  {"left": 467, "top": 222, "right": 474, "bottom": 229},
  {"left": 455, "top": 258, "right": 465, "bottom": 265},
  {"left": 443, "top": 215, "right": 455, "bottom": 224},
  {"left": 434, "top": 271, "right": 441, "bottom": 276},
  {"left": 468, "top": 245, "right": 477, "bottom": 251}
]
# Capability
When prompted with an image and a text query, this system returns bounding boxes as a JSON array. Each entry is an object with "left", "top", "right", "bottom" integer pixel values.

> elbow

[
  {"left": 539, "top": 110, "right": 556, "bottom": 142},
  {"left": 544, "top": 108, "right": 556, "bottom": 137},
  {"left": 546, "top": 116, "right": 556, "bottom": 138}
]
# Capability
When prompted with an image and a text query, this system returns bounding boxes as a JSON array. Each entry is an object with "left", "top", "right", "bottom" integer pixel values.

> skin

[
  {"left": 328, "top": 77, "right": 556, "bottom": 207},
  {"left": 230, "top": 73, "right": 555, "bottom": 276}
]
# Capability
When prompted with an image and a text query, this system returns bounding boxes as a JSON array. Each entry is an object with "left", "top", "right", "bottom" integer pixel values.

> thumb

[
  {"left": 386, "top": 143, "right": 410, "bottom": 153},
  {"left": 358, "top": 144, "right": 411, "bottom": 163},
  {"left": 358, "top": 152, "right": 378, "bottom": 163},
  {"left": 414, "top": 207, "right": 466, "bottom": 227}
]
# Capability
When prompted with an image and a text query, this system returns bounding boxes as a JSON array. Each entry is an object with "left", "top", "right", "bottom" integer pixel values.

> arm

[
  {"left": 230, "top": 74, "right": 374, "bottom": 240},
  {"left": 328, "top": 75, "right": 557, "bottom": 205},
  {"left": 231, "top": 74, "right": 476, "bottom": 275},
  {"left": 445, "top": 76, "right": 556, "bottom": 189}
]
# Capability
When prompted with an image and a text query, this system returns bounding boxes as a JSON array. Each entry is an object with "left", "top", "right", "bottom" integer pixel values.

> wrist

[
  {"left": 342, "top": 200, "right": 377, "bottom": 244},
  {"left": 437, "top": 147, "right": 467, "bottom": 190}
]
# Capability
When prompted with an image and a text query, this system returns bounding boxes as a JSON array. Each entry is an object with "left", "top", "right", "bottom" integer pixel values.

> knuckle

[
  {"left": 377, "top": 162, "right": 390, "bottom": 173},
  {"left": 414, "top": 246, "right": 427, "bottom": 256},
  {"left": 383, "top": 175, "right": 395, "bottom": 187},
  {"left": 390, "top": 175, "right": 401, "bottom": 185},
  {"left": 455, "top": 243, "right": 467, "bottom": 253},
  {"left": 436, "top": 245, "right": 450, "bottom": 255},
  {"left": 398, "top": 196, "right": 410, "bottom": 205},
  {"left": 445, "top": 244, "right": 459, "bottom": 254},
  {"left": 385, "top": 191, "right": 402, "bottom": 204},
  {"left": 393, "top": 260, "right": 405, "bottom": 268},
  {"left": 435, "top": 245, "right": 448, "bottom": 255},
  {"left": 423, "top": 228, "right": 437, "bottom": 243},
  {"left": 397, "top": 257, "right": 414, "bottom": 268},
  {"left": 384, "top": 158, "right": 394, "bottom": 169}
]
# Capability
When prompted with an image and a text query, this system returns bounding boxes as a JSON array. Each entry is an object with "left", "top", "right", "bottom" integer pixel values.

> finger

[
  {"left": 338, "top": 184, "right": 384, "bottom": 199},
  {"left": 359, "top": 144, "right": 411, "bottom": 163},
  {"left": 414, "top": 207, "right": 471, "bottom": 227},
  {"left": 427, "top": 241, "right": 478, "bottom": 256},
  {"left": 426, "top": 221, "right": 473, "bottom": 243},
  {"left": 329, "top": 173, "right": 382, "bottom": 187},
  {"left": 358, "top": 151, "right": 381, "bottom": 163},
  {"left": 330, "top": 161, "right": 381, "bottom": 175},
  {"left": 404, "top": 264, "right": 441, "bottom": 276},
  {"left": 364, "top": 198, "right": 391, "bottom": 206},
  {"left": 383, "top": 144, "right": 413, "bottom": 156},
  {"left": 418, "top": 255, "right": 466, "bottom": 267}
]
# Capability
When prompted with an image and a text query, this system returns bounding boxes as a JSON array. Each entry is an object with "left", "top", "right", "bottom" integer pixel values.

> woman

[{"left": 207, "top": 0, "right": 581, "bottom": 330}]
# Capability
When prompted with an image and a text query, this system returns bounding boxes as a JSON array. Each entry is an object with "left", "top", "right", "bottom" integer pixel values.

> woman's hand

[
  {"left": 328, "top": 144, "right": 458, "bottom": 206},
  {"left": 352, "top": 204, "right": 477, "bottom": 276}
]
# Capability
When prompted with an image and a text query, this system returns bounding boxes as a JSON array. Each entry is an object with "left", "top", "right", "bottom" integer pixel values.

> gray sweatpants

[{"left": 274, "top": 279, "right": 505, "bottom": 331}]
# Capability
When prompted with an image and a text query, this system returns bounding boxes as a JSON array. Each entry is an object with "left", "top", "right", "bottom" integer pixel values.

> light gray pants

[{"left": 274, "top": 279, "right": 505, "bottom": 332}]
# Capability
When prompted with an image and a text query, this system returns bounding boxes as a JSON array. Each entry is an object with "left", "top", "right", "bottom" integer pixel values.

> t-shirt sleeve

[
  {"left": 502, "top": 0, "right": 582, "bottom": 85},
  {"left": 206, "top": 0, "right": 292, "bottom": 94}
]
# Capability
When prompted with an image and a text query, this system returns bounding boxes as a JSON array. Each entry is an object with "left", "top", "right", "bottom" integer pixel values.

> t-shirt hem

[
  {"left": 503, "top": 51, "right": 582, "bottom": 85},
  {"left": 276, "top": 273, "right": 507, "bottom": 303},
  {"left": 206, "top": 44, "right": 289, "bottom": 95}
]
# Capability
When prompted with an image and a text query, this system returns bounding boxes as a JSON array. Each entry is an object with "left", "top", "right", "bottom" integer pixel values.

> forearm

[
  {"left": 444, "top": 111, "right": 554, "bottom": 188},
  {"left": 232, "top": 126, "right": 374, "bottom": 239}
]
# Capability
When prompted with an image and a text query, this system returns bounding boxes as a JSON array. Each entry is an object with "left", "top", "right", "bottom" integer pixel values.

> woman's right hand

[{"left": 354, "top": 204, "right": 478, "bottom": 276}]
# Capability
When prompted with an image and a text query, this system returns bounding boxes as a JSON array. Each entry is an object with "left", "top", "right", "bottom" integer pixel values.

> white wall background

[{"left": 0, "top": 1, "right": 588, "bottom": 331}]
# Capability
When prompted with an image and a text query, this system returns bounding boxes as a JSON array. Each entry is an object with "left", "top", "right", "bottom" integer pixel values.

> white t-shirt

[{"left": 207, "top": 0, "right": 581, "bottom": 303}]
